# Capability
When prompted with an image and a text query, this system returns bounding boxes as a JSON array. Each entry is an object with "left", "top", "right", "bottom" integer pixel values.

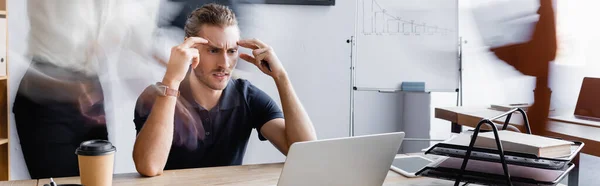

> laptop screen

[{"left": 574, "top": 77, "right": 600, "bottom": 119}]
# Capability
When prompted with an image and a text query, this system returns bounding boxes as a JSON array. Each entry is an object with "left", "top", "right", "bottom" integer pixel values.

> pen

[
  {"left": 50, "top": 178, "right": 57, "bottom": 186},
  {"left": 509, "top": 103, "right": 529, "bottom": 106}
]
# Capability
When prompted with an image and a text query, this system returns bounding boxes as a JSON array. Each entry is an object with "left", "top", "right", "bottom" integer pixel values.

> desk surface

[
  {"left": 0, "top": 180, "right": 37, "bottom": 186},
  {"left": 2, "top": 163, "right": 458, "bottom": 186},
  {"left": 436, "top": 107, "right": 600, "bottom": 157},
  {"left": 0, "top": 155, "right": 571, "bottom": 186}
]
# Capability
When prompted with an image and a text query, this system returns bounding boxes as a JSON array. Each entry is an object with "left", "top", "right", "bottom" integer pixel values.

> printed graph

[{"left": 361, "top": 0, "right": 453, "bottom": 36}]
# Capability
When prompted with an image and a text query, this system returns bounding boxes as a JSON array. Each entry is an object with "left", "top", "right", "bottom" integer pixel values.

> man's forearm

[
  {"left": 274, "top": 74, "right": 317, "bottom": 146},
  {"left": 133, "top": 95, "right": 177, "bottom": 176}
]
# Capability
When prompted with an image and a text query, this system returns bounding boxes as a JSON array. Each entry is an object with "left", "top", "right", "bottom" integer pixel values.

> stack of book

[{"left": 474, "top": 131, "right": 573, "bottom": 158}]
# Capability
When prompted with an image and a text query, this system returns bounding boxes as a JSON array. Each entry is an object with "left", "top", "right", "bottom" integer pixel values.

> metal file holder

[
  {"left": 416, "top": 108, "right": 584, "bottom": 186},
  {"left": 416, "top": 162, "right": 574, "bottom": 186}
]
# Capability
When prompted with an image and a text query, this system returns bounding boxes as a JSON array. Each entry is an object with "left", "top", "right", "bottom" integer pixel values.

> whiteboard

[{"left": 355, "top": 0, "right": 459, "bottom": 91}]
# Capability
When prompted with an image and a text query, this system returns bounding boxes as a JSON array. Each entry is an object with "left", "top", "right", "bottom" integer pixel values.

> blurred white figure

[
  {"left": 14, "top": 0, "right": 161, "bottom": 179},
  {"left": 471, "top": 0, "right": 540, "bottom": 48}
]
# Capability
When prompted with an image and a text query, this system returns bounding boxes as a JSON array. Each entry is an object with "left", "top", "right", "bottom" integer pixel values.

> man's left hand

[{"left": 238, "top": 39, "right": 286, "bottom": 80}]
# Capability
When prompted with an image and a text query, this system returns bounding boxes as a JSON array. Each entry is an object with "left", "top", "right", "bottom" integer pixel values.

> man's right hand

[{"left": 162, "top": 37, "right": 208, "bottom": 89}]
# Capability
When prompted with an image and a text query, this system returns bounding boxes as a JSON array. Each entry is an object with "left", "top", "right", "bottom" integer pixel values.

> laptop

[
  {"left": 549, "top": 77, "right": 600, "bottom": 127},
  {"left": 276, "top": 132, "right": 405, "bottom": 186}
]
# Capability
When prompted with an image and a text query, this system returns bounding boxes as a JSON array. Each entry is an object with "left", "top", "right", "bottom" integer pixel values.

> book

[
  {"left": 440, "top": 132, "right": 473, "bottom": 146},
  {"left": 490, "top": 103, "right": 555, "bottom": 112},
  {"left": 474, "top": 131, "right": 573, "bottom": 158},
  {"left": 490, "top": 103, "right": 531, "bottom": 112}
]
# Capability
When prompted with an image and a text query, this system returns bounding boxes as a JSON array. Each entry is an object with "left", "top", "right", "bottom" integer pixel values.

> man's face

[{"left": 193, "top": 25, "right": 240, "bottom": 90}]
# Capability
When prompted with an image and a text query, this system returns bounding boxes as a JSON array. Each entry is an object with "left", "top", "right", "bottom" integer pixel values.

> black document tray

[{"left": 425, "top": 137, "right": 583, "bottom": 170}]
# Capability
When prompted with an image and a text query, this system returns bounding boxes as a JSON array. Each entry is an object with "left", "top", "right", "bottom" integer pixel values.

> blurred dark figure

[
  {"left": 491, "top": 0, "right": 556, "bottom": 135},
  {"left": 13, "top": 1, "right": 111, "bottom": 179}
]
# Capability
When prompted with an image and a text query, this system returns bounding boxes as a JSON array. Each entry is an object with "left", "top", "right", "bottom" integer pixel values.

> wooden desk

[
  {"left": 0, "top": 180, "right": 37, "bottom": 186},
  {"left": 436, "top": 107, "right": 600, "bottom": 157},
  {"left": 1, "top": 158, "right": 569, "bottom": 186},
  {"left": 31, "top": 163, "right": 456, "bottom": 186}
]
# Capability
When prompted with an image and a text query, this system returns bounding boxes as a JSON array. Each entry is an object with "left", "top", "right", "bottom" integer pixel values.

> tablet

[{"left": 390, "top": 155, "right": 434, "bottom": 177}]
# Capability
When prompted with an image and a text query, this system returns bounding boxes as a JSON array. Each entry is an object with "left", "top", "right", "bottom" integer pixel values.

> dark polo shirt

[{"left": 133, "top": 78, "right": 283, "bottom": 170}]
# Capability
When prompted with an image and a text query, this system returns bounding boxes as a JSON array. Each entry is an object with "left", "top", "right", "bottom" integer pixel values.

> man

[{"left": 132, "top": 3, "right": 317, "bottom": 176}]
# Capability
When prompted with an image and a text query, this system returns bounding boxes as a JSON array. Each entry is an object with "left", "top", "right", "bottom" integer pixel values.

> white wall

[
  {"left": 7, "top": 0, "right": 32, "bottom": 180},
  {"left": 238, "top": 2, "right": 353, "bottom": 164},
  {"left": 547, "top": 0, "right": 600, "bottom": 108}
]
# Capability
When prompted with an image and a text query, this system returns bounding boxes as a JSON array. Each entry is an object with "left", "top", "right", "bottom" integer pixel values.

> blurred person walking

[{"left": 13, "top": 0, "right": 158, "bottom": 178}]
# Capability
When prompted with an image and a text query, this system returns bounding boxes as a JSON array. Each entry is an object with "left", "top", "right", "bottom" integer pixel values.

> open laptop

[
  {"left": 276, "top": 132, "right": 405, "bottom": 186},
  {"left": 549, "top": 77, "right": 600, "bottom": 127}
]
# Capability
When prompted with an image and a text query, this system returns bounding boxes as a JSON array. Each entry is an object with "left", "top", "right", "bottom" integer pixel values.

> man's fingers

[
  {"left": 182, "top": 37, "right": 209, "bottom": 48},
  {"left": 238, "top": 38, "right": 268, "bottom": 49},
  {"left": 237, "top": 41, "right": 259, "bottom": 50},
  {"left": 252, "top": 47, "right": 270, "bottom": 57},
  {"left": 187, "top": 48, "right": 200, "bottom": 68},
  {"left": 239, "top": 53, "right": 257, "bottom": 64},
  {"left": 254, "top": 50, "right": 269, "bottom": 64},
  {"left": 249, "top": 38, "right": 269, "bottom": 48}
]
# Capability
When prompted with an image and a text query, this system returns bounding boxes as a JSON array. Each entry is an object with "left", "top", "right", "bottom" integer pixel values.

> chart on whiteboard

[
  {"left": 355, "top": 0, "right": 458, "bottom": 91},
  {"left": 361, "top": 0, "right": 454, "bottom": 36}
]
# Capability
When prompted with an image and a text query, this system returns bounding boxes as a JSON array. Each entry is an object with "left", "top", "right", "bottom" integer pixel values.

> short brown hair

[{"left": 184, "top": 3, "right": 238, "bottom": 37}]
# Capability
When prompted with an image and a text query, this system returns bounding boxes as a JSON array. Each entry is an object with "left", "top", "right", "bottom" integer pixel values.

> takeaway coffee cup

[{"left": 76, "top": 140, "right": 116, "bottom": 186}]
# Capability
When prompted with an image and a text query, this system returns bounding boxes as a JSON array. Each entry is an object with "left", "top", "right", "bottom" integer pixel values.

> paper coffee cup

[{"left": 76, "top": 140, "right": 116, "bottom": 186}]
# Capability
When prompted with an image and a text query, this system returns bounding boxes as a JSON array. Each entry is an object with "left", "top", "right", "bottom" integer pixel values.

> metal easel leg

[{"left": 568, "top": 154, "right": 580, "bottom": 186}]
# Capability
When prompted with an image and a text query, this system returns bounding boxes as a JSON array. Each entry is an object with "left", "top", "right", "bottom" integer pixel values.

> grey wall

[
  {"left": 354, "top": 91, "right": 403, "bottom": 137},
  {"left": 353, "top": 91, "right": 444, "bottom": 154}
]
